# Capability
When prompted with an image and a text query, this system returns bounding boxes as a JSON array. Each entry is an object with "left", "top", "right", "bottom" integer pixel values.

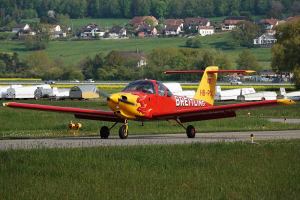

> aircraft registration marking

[
  {"left": 199, "top": 89, "right": 213, "bottom": 97},
  {"left": 175, "top": 96, "right": 206, "bottom": 107}
]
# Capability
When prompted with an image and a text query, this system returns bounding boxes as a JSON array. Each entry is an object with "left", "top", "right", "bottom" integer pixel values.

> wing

[
  {"left": 153, "top": 99, "right": 295, "bottom": 123},
  {"left": 3, "top": 102, "right": 123, "bottom": 122}
]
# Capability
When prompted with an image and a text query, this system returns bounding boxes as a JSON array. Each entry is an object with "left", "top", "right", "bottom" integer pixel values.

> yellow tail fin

[{"left": 194, "top": 66, "right": 218, "bottom": 105}]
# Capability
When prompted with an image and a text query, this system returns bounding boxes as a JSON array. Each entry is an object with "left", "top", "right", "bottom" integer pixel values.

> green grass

[
  {"left": 70, "top": 18, "right": 129, "bottom": 30},
  {"left": 0, "top": 33, "right": 272, "bottom": 68},
  {"left": 0, "top": 140, "right": 299, "bottom": 199},
  {"left": 0, "top": 99, "right": 299, "bottom": 138}
]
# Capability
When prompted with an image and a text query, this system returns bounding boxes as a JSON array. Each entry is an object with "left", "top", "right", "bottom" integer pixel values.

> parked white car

[{"left": 230, "top": 80, "right": 242, "bottom": 85}]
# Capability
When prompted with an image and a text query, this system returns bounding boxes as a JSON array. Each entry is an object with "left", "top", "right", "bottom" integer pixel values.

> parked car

[
  {"left": 87, "top": 79, "right": 95, "bottom": 83},
  {"left": 44, "top": 80, "right": 56, "bottom": 84},
  {"left": 230, "top": 80, "right": 242, "bottom": 85}
]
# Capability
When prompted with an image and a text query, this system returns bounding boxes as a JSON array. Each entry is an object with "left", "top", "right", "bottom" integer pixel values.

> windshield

[{"left": 122, "top": 80, "right": 155, "bottom": 94}]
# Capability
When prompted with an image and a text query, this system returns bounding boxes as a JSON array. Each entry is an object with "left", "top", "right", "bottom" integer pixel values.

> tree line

[
  {"left": 0, "top": 0, "right": 299, "bottom": 24},
  {"left": 0, "top": 47, "right": 262, "bottom": 81}
]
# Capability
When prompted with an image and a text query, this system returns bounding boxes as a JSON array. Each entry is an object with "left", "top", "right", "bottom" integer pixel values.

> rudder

[{"left": 194, "top": 66, "right": 218, "bottom": 105}]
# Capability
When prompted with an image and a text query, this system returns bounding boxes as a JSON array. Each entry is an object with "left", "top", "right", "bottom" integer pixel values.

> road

[{"left": 0, "top": 130, "right": 299, "bottom": 150}]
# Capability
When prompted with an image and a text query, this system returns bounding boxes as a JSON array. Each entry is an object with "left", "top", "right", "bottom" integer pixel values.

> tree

[
  {"left": 268, "top": 1, "right": 284, "bottom": 18},
  {"left": 236, "top": 50, "right": 260, "bottom": 71},
  {"left": 25, "top": 51, "right": 52, "bottom": 76},
  {"left": 231, "top": 21, "right": 261, "bottom": 47},
  {"left": 185, "top": 38, "right": 202, "bottom": 48},
  {"left": 271, "top": 19, "right": 300, "bottom": 88}
]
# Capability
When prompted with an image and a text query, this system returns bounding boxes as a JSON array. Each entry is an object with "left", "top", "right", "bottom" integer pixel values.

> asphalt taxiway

[{"left": 0, "top": 130, "right": 299, "bottom": 150}]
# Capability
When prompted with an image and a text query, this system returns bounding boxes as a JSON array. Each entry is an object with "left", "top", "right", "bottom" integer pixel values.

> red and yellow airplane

[{"left": 2, "top": 66, "right": 294, "bottom": 139}]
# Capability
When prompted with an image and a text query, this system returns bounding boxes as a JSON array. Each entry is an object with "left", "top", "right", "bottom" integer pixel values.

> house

[
  {"left": 79, "top": 24, "right": 106, "bottom": 38},
  {"left": 136, "top": 24, "right": 157, "bottom": 37},
  {"left": 198, "top": 26, "right": 214, "bottom": 36},
  {"left": 129, "top": 16, "right": 159, "bottom": 27},
  {"left": 49, "top": 25, "right": 66, "bottom": 39},
  {"left": 253, "top": 33, "right": 277, "bottom": 46},
  {"left": 286, "top": 15, "right": 300, "bottom": 22},
  {"left": 12, "top": 24, "right": 30, "bottom": 33},
  {"left": 107, "top": 25, "right": 127, "bottom": 38},
  {"left": 259, "top": 18, "right": 279, "bottom": 30},
  {"left": 184, "top": 17, "right": 210, "bottom": 31},
  {"left": 222, "top": 16, "right": 248, "bottom": 31},
  {"left": 114, "top": 51, "right": 147, "bottom": 68},
  {"left": 17, "top": 29, "right": 36, "bottom": 37},
  {"left": 164, "top": 19, "right": 184, "bottom": 36}
]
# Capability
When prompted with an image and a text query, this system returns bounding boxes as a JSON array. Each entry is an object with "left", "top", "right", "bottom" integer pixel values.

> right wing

[
  {"left": 3, "top": 102, "right": 123, "bottom": 122},
  {"left": 153, "top": 99, "right": 295, "bottom": 122}
]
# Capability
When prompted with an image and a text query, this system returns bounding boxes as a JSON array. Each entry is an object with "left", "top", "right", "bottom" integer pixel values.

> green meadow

[
  {"left": 70, "top": 18, "right": 129, "bottom": 30},
  {"left": 0, "top": 140, "right": 299, "bottom": 199},
  {"left": 0, "top": 33, "right": 272, "bottom": 68},
  {"left": 0, "top": 99, "right": 299, "bottom": 138}
]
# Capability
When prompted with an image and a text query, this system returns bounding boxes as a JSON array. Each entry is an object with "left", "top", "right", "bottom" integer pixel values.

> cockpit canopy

[
  {"left": 122, "top": 80, "right": 173, "bottom": 96},
  {"left": 123, "top": 80, "right": 155, "bottom": 94}
]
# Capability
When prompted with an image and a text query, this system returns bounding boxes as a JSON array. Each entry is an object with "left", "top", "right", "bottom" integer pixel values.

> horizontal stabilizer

[{"left": 164, "top": 70, "right": 255, "bottom": 74}]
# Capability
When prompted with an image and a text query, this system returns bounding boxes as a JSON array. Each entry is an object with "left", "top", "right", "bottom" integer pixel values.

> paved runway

[{"left": 1, "top": 130, "right": 300, "bottom": 150}]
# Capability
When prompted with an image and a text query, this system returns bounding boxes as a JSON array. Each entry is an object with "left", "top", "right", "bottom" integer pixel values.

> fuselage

[{"left": 107, "top": 80, "right": 211, "bottom": 120}]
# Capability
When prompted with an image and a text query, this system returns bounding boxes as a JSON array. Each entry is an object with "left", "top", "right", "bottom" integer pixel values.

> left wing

[
  {"left": 3, "top": 102, "right": 123, "bottom": 122},
  {"left": 153, "top": 99, "right": 295, "bottom": 122}
]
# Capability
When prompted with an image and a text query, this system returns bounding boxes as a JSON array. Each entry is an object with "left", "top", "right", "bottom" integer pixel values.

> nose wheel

[{"left": 119, "top": 122, "right": 129, "bottom": 139}]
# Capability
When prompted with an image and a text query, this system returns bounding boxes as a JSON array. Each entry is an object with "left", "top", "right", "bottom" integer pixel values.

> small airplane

[{"left": 2, "top": 66, "right": 295, "bottom": 139}]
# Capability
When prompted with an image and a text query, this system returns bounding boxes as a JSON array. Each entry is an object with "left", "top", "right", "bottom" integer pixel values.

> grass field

[
  {"left": 0, "top": 99, "right": 299, "bottom": 138},
  {"left": 0, "top": 140, "right": 299, "bottom": 199},
  {"left": 70, "top": 18, "right": 129, "bottom": 30},
  {"left": 0, "top": 33, "right": 272, "bottom": 68}
]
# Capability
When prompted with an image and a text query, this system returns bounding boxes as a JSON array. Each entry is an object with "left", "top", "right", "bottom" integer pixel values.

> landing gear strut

[
  {"left": 119, "top": 120, "right": 129, "bottom": 139},
  {"left": 176, "top": 119, "right": 196, "bottom": 138}
]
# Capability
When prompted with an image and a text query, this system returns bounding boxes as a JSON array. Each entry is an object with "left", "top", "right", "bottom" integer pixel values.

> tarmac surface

[{"left": 0, "top": 130, "right": 300, "bottom": 150}]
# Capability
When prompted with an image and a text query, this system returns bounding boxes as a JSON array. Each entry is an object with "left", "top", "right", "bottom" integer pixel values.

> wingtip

[
  {"left": 245, "top": 70, "right": 256, "bottom": 73},
  {"left": 277, "top": 99, "right": 296, "bottom": 105}
]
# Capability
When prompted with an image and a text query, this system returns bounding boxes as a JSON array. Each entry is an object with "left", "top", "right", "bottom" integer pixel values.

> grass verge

[{"left": 0, "top": 140, "right": 299, "bottom": 199}]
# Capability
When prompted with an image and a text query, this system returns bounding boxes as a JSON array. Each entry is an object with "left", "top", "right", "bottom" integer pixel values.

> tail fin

[
  {"left": 164, "top": 67, "right": 255, "bottom": 105},
  {"left": 194, "top": 66, "right": 218, "bottom": 105}
]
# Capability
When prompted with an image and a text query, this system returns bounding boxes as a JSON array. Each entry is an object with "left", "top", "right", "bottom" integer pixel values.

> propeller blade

[{"left": 97, "top": 89, "right": 110, "bottom": 98}]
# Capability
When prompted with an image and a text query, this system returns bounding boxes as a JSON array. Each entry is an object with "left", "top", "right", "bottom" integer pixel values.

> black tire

[
  {"left": 100, "top": 126, "right": 110, "bottom": 139},
  {"left": 186, "top": 125, "right": 196, "bottom": 138},
  {"left": 237, "top": 95, "right": 245, "bottom": 101},
  {"left": 261, "top": 97, "right": 266, "bottom": 101},
  {"left": 119, "top": 125, "right": 128, "bottom": 139}
]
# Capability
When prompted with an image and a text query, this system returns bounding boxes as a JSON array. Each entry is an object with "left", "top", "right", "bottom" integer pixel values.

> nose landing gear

[{"left": 119, "top": 124, "right": 128, "bottom": 139}]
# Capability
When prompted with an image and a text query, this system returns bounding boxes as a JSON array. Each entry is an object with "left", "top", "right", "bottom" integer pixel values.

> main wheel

[
  {"left": 186, "top": 125, "right": 196, "bottom": 138},
  {"left": 119, "top": 125, "right": 128, "bottom": 139},
  {"left": 100, "top": 126, "right": 110, "bottom": 139}
]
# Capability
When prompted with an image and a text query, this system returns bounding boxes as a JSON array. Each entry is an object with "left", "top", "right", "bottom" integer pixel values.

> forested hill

[{"left": 0, "top": 0, "right": 299, "bottom": 19}]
